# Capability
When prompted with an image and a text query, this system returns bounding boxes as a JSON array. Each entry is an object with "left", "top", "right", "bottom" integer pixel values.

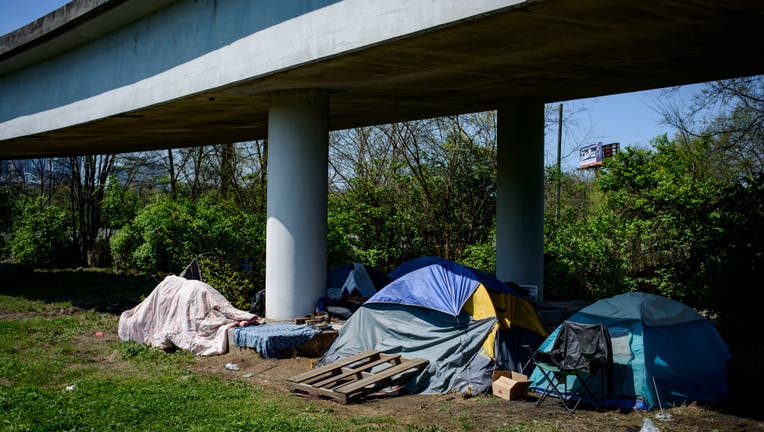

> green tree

[
  {"left": 594, "top": 136, "right": 726, "bottom": 303},
  {"left": 0, "top": 187, "right": 11, "bottom": 258},
  {"left": 9, "top": 197, "right": 72, "bottom": 267},
  {"left": 659, "top": 76, "right": 763, "bottom": 179},
  {"left": 65, "top": 154, "right": 116, "bottom": 266},
  {"left": 102, "top": 176, "right": 141, "bottom": 234},
  {"left": 328, "top": 114, "right": 498, "bottom": 271},
  {"left": 704, "top": 173, "right": 763, "bottom": 343}
]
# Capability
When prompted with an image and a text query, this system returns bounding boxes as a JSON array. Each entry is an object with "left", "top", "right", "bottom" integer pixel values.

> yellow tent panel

[{"left": 463, "top": 283, "right": 499, "bottom": 358}]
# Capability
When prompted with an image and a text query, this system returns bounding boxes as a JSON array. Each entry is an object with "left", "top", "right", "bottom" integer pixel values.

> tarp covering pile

[
  {"left": 529, "top": 292, "right": 731, "bottom": 409},
  {"left": 118, "top": 275, "right": 256, "bottom": 355},
  {"left": 327, "top": 262, "right": 390, "bottom": 297},
  {"left": 319, "top": 258, "right": 548, "bottom": 395},
  {"left": 318, "top": 263, "right": 390, "bottom": 319}
]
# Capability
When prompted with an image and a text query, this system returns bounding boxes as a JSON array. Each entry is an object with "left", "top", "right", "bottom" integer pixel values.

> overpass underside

[
  {"left": 2, "top": 0, "right": 762, "bottom": 156},
  {"left": 1, "top": 0, "right": 762, "bottom": 319}
]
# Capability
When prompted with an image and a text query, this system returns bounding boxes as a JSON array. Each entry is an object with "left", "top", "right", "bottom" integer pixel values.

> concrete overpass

[{"left": 1, "top": 0, "right": 762, "bottom": 319}]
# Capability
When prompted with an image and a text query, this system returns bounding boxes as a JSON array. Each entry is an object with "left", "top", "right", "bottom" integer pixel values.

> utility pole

[
  {"left": 555, "top": 103, "right": 563, "bottom": 222},
  {"left": 167, "top": 148, "right": 176, "bottom": 198}
]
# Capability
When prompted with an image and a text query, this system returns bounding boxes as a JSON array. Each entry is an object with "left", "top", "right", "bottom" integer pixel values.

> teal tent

[{"left": 529, "top": 292, "right": 730, "bottom": 409}]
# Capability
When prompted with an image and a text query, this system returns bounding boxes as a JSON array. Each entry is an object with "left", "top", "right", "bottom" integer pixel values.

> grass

[
  {"left": 0, "top": 269, "right": 345, "bottom": 432},
  {"left": 0, "top": 269, "right": 444, "bottom": 432}
]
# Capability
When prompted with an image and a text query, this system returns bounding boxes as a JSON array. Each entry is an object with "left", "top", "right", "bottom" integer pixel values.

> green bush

[
  {"left": 110, "top": 196, "right": 192, "bottom": 273},
  {"left": 704, "top": 173, "right": 764, "bottom": 344},
  {"left": 110, "top": 194, "right": 265, "bottom": 308},
  {"left": 102, "top": 175, "right": 141, "bottom": 231},
  {"left": 327, "top": 186, "right": 425, "bottom": 271},
  {"left": 459, "top": 240, "right": 496, "bottom": 274},
  {"left": 198, "top": 256, "right": 256, "bottom": 310},
  {"left": 8, "top": 197, "right": 72, "bottom": 267},
  {"left": 110, "top": 224, "right": 141, "bottom": 270},
  {"left": 544, "top": 215, "right": 626, "bottom": 301},
  {"left": 542, "top": 135, "right": 763, "bottom": 313}
]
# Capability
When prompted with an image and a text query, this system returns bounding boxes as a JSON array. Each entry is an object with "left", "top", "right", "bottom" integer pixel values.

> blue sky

[
  {"left": 1, "top": 1, "right": 706, "bottom": 170},
  {"left": 547, "top": 87, "right": 704, "bottom": 170},
  {"left": 0, "top": 0, "right": 70, "bottom": 35}
]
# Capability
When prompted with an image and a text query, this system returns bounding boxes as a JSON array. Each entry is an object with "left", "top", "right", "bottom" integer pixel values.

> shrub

[
  {"left": 544, "top": 215, "right": 626, "bottom": 301},
  {"left": 110, "top": 196, "right": 193, "bottom": 273},
  {"left": 459, "top": 240, "right": 496, "bottom": 274},
  {"left": 8, "top": 197, "right": 72, "bottom": 267},
  {"left": 110, "top": 194, "right": 266, "bottom": 308},
  {"left": 198, "top": 256, "right": 255, "bottom": 310}
]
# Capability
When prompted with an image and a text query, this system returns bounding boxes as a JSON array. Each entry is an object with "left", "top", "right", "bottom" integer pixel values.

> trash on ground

[
  {"left": 491, "top": 371, "right": 530, "bottom": 400},
  {"left": 65, "top": 385, "right": 76, "bottom": 391},
  {"left": 655, "top": 411, "right": 673, "bottom": 422},
  {"left": 224, "top": 363, "right": 240, "bottom": 371},
  {"left": 640, "top": 417, "right": 661, "bottom": 432}
]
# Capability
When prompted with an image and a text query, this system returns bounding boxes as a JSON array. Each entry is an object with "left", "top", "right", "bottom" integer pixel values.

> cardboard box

[{"left": 491, "top": 371, "right": 530, "bottom": 400}]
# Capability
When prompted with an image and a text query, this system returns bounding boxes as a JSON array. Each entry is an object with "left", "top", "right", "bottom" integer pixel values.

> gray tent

[{"left": 319, "top": 260, "right": 547, "bottom": 394}]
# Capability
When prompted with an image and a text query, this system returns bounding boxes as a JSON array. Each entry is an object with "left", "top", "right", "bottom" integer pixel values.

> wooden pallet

[{"left": 286, "top": 350, "right": 429, "bottom": 404}]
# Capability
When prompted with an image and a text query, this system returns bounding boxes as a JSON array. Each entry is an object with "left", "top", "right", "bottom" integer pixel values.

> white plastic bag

[{"left": 640, "top": 417, "right": 661, "bottom": 432}]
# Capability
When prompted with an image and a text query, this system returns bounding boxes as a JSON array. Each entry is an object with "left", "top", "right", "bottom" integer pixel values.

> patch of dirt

[
  {"left": 187, "top": 347, "right": 764, "bottom": 432},
  {"left": 0, "top": 311, "right": 28, "bottom": 321},
  {"left": 72, "top": 330, "right": 120, "bottom": 360}
]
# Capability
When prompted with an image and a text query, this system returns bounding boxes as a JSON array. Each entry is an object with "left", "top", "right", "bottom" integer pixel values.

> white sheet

[{"left": 118, "top": 275, "right": 255, "bottom": 355}]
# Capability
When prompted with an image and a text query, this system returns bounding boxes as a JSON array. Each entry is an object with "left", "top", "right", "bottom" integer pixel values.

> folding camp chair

[{"left": 528, "top": 321, "right": 613, "bottom": 414}]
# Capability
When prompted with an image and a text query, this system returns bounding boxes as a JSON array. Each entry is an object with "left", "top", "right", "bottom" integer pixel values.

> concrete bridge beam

[
  {"left": 265, "top": 89, "right": 329, "bottom": 320},
  {"left": 496, "top": 100, "right": 545, "bottom": 303}
]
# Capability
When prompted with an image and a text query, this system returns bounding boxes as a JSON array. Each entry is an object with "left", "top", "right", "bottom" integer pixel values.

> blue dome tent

[{"left": 529, "top": 292, "right": 731, "bottom": 409}]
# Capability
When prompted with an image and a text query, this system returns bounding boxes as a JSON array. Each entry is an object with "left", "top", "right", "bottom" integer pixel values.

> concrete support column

[
  {"left": 496, "top": 100, "right": 545, "bottom": 303},
  {"left": 265, "top": 90, "right": 329, "bottom": 320}
]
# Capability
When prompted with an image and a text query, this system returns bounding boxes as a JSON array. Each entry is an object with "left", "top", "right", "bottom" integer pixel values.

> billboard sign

[
  {"left": 579, "top": 142, "right": 618, "bottom": 169},
  {"left": 579, "top": 144, "right": 600, "bottom": 167}
]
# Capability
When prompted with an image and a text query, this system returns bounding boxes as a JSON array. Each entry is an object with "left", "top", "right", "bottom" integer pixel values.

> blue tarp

[
  {"left": 320, "top": 304, "right": 498, "bottom": 394},
  {"left": 233, "top": 323, "right": 320, "bottom": 359}
]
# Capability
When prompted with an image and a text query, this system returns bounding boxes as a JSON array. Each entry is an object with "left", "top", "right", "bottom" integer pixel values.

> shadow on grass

[{"left": 0, "top": 267, "right": 157, "bottom": 315}]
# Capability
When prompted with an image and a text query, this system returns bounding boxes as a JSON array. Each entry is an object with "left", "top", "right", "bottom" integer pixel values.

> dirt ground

[{"left": 185, "top": 345, "right": 764, "bottom": 432}]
